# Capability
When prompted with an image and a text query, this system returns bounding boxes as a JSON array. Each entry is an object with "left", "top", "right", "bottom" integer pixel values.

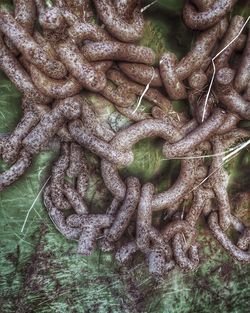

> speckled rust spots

[{"left": 183, "top": 0, "right": 237, "bottom": 30}]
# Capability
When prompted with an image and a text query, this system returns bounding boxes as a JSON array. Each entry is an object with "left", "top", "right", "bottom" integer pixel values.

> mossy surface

[{"left": 0, "top": 1, "right": 250, "bottom": 312}]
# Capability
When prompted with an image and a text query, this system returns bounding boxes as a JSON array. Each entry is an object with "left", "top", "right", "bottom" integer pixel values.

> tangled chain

[{"left": 0, "top": 0, "right": 249, "bottom": 278}]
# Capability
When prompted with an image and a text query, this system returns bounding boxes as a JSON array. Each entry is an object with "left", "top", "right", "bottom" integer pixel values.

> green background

[{"left": 0, "top": 0, "right": 250, "bottom": 312}]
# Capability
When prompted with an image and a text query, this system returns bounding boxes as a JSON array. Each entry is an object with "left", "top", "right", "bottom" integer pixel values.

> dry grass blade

[{"left": 201, "top": 16, "right": 250, "bottom": 122}]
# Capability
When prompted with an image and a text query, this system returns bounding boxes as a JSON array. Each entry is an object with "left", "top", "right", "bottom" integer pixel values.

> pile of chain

[{"left": 0, "top": 0, "right": 249, "bottom": 278}]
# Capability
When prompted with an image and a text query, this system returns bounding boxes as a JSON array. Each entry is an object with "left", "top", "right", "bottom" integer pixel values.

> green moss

[
  {"left": 140, "top": 15, "right": 193, "bottom": 62},
  {"left": 0, "top": 79, "right": 22, "bottom": 132},
  {"left": 156, "top": 0, "right": 185, "bottom": 12}
]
